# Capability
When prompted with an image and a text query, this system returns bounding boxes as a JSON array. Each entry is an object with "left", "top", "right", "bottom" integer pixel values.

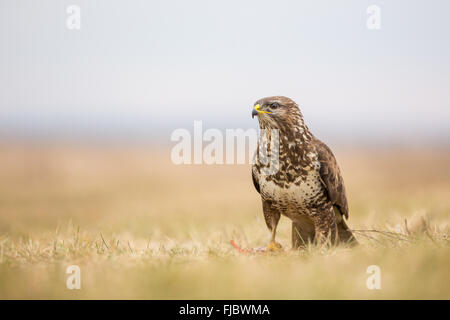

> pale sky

[{"left": 1, "top": 0, "right": 449, "bottom": 144}]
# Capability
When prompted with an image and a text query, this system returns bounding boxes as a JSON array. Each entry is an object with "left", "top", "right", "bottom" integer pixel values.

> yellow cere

[{"left": 254, "top": 104, "right": 272, "bottom": 114}]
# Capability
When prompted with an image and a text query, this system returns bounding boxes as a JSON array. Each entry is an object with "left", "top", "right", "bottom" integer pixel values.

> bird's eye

[{"left": 271, "top": 102, "right": 279, "bottom": 109}]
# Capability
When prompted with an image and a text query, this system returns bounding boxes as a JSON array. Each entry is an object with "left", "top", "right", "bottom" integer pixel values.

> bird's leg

[
  {"left": 310, "top": 207, "right": 338, "bottom": 247},
  {"left": 267, "top": 220, "right": 282, "bottom": 252},
  {"left": 262, "top": 201, "right": 282, "bottom": 252},
  {"left": 291, "top": 216, "right": 315, "bottom": 249}
]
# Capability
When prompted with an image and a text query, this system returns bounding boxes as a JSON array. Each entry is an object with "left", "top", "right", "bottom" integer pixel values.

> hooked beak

[{"left": 252, "top": 104, "right": 272, "bottom": 118}]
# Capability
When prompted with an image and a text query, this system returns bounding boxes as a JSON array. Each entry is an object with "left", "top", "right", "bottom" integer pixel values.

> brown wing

[
  {"left": 251, "top": 164, "right": 260, "bottom": 194},
  {"left": 313, "top": 138, "right": 349, "bottom": 219}
]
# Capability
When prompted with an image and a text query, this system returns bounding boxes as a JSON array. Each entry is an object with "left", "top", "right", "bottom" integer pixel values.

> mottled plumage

[{"left": 251, "top": 96, "right": 357, "bottom": 249}]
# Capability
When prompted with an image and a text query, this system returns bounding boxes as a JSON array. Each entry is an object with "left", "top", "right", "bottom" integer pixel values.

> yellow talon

[{"left": 266, "top": 241, "right": 282, "bottom": 252}]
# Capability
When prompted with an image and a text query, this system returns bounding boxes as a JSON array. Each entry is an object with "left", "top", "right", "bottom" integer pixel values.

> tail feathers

[{"left": 337, "top": 219, "right": 358, "bottom": 246}]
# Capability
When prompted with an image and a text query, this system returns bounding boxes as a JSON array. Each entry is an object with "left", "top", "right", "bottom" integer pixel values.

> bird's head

[{"left": 251, "top": 96, "right": 303, "bottom": 129}]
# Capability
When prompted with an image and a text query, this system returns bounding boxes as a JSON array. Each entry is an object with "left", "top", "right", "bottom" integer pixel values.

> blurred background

[
  {"left": 1, "top": 0, "right": 450, "bottom": 145},
  {"left": 0, "top": 0, "right": 449, "bottom": 299}
]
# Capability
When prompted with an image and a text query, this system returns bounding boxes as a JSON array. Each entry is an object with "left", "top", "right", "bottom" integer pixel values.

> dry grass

[{"left": 0, "top": 144, "right": 449, "bottom": 299}]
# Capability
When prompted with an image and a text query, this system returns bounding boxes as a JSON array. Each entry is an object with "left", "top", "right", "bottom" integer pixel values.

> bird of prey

[{"left": 251, "top": 96, "right": 357, "bottom": 250}]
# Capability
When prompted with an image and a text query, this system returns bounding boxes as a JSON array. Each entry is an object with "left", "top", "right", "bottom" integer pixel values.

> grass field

[{"left": 0, "top": 144, "right": 449, "bottom": 299}]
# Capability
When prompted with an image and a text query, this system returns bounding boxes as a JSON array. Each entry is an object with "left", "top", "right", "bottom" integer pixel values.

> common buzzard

[{"left": 251, "top": 96, "right": 357, "bottom": 250}]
